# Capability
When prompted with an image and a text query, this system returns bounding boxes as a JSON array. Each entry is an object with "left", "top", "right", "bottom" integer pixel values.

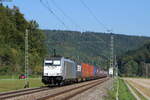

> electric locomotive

[{"left": 42, "top": 57, "right": 77, "bottom": 85}]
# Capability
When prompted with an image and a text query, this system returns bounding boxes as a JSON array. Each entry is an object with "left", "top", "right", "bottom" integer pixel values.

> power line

[
  {"left": 79, "top": 0, "right": 109, "bottom": 32},
  {"left": 50, "top": 0, "right": 82, "bottom": 31},
  {"left": 40, "top": 0, "right": 68, "bottom": 29}
]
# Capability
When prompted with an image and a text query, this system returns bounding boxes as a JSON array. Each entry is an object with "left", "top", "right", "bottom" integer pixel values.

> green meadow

[
  {"left": 106, "top": 78, "right": 136, "bottom": 100},
  {"left": 0, "top": 78, "right": 45, "bottom": 92}
]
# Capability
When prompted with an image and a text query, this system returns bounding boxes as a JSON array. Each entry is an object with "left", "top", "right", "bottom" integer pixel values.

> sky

[{"left": 3, "top": 0, "right": 150, "bottom": 36}]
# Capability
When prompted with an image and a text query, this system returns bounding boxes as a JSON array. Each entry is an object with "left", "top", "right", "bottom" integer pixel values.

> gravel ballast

[{"left": 70, "top": 78, "right": 113, "bottom": 100}]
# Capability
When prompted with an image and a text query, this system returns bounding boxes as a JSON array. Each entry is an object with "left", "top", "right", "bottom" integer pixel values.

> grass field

[
  {"left": 118, "top": 79, "right": 136, "bottom": 100},
  {"left": 106, "top": 78, "right": 136, "bottom": 100},
  {"left": 0, "top": 78, "right": 45, "bottom": 92},
  {"left": 0, "top": 75, "right": 41, "bottom": 79}
]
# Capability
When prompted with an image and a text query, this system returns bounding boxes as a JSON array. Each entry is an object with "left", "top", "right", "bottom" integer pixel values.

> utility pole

[
  {"left": 77, "top": 56, "right": 80, "bottom": 62},
  {"left": 144, "top": 62, "right": 148, "bottom": 78},
  {"left": 24, "top": 29, "right": 29, "bottom": 88},
  {"left": 109, "top": 34, "right": 114, "bottom": 77},
  {"left": 115, "top": 55, "right": 118, "bottom": 76}
]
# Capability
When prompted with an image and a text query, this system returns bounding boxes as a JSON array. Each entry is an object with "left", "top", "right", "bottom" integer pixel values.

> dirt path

[
  {"left": 124, "top": 78, "right": 150, "bottom": 100},
  {"left": 125, "top": 81, "right": 141, "bottom": 100}
]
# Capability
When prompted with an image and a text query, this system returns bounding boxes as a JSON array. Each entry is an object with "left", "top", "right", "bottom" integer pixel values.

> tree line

[
  {"left": 118, "top": 42, "right": 150, "bottom": 77},
  {"left": 44, "top": 30, "right": 150, "bottom": 71},
  {"left": 0, "top": 4, "right": 47, "bottom": 75}
]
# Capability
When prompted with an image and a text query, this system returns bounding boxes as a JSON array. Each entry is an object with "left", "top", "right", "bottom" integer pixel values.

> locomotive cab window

[
  {"left": 45, "top": 63, "right": 53, "bottom": 66},
  {"left": 45, "top": 60, "right": 53, "bottom": 66},
  {"left": 53, "top": 60, "right": 61, "bottom": 66},
  {"left": 44, "top": 60, "right": 61, "bottom": 66}
]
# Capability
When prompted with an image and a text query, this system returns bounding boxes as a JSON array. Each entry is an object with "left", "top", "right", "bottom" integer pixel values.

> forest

[
  {"left": 44, "top": 30, "right": 150, "bottom": 71},
  {"left": 118, "top": 42, "right": 150, "bottom": 77}
]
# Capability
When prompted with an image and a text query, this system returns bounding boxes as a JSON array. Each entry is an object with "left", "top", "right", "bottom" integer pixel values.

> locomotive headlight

[
  {"left": 57, "top": 73, "right": 61, "bottom": 76},
  {"left": 44, "top": 73, "right": 48, "bottom": 76}
]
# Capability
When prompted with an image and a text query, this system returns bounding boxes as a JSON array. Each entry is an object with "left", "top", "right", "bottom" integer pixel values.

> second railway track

[{"left": 0, "top": 86, "right": 49, "bottom": 100}]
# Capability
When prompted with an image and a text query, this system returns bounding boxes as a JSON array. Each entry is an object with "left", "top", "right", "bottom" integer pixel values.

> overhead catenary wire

[
  {"left": 50, "top": 0, "right": 82, "bottom": 31},
  {"left": 79, "top": 0, "right": 109, "bottom": 32},
  {"left": 40, "top": 0, "right": 68, "bottom": 29}
]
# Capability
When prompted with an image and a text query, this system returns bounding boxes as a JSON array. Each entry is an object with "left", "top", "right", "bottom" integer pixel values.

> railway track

[
  {"left": 0, "top": 86, "right": 49, "bottom": 100},
  {"left": 0, "top": 77, "right": 109, "bottom": 100},
  {"left": 37, "top": 77, "right": 109, "bottom": 100}
]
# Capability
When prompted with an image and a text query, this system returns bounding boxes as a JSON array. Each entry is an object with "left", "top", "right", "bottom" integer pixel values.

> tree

[
  {"left": 0, "top": 5, "right": 47, "bottom": 75},
  {"left": 124, "top": 60, "right": 138, "bottom": 76}
]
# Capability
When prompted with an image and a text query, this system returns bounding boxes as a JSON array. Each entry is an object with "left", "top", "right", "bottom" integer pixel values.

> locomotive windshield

[
  {"left": 53, "top": 60, "right": 61, "bottom": 65},
  {"left": 45, "top": 62, "right": 53, "bottom": 66},
  {"left": 44, "top": 60, "right": 61, "bottom": 66}
]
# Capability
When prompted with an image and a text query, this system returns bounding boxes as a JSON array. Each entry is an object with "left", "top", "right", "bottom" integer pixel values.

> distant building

[{"left": 109, "top": 67, "right": 113, "bottom": 76}]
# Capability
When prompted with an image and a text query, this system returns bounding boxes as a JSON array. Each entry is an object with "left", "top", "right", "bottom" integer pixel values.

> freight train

[{"left": 42, "top": 56, "right": 107, "bottom": 85}]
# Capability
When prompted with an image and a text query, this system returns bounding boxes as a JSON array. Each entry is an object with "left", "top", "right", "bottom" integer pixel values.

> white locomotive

[{"left": 42, "top": 57, "right": 77, "bottom": 85}]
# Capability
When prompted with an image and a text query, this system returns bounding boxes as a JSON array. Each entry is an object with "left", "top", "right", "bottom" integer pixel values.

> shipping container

[
  {"left": 94, "top": 66, "right": 98, "bottom": 76},
  {"left": 76, "top": 64, "right": 82, "bottom": 78},
  {"left": 89, "top": 64, "right": 94, "bottom": 77},
  {"left": 97, "top": 67, "right": 102, "bottom": 76},
  {"left": 81, "top": 63, "right": 94, "bottom": 79}
]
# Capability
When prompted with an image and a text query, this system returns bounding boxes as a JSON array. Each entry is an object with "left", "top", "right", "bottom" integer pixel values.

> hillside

[
  {"left": 0, "top": 3, "right": 150, "bottom": 76},
  {"left": 44, "top": 30, "right": 150, "bottom": 69},
  {"left": 118, "top": 42, "right": 150, "bottom": 77},
  {"left": 0, "top": 4, "right": 47, "bottom": 75}
]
